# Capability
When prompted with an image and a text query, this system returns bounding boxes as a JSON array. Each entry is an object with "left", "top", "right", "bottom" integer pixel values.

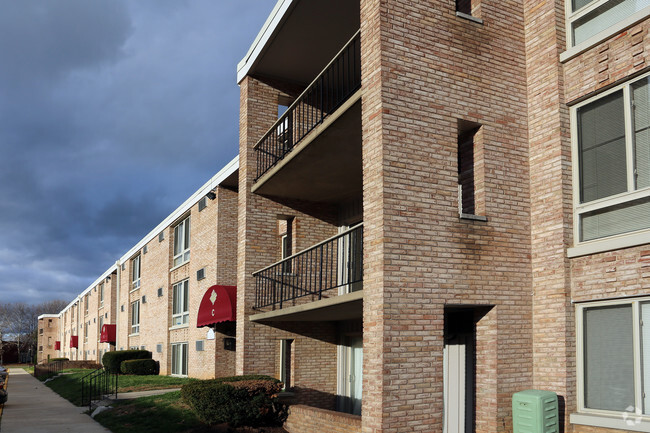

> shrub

[
  {"left": 49, "top": 358, "right": 68, "bottom": 363},
  {"left": 181, "top": 375, "right": 283, "bottom": 427},
  {"left": 102, "top": 350, "right": 152, "bottom": 374},
  {"left": 120, "top": 359, "right": 159, "bottom": 375}
]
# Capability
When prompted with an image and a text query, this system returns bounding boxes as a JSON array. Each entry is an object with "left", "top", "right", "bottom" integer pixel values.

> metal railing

[
  {"left": 81, "top": 367, "right": 118, "bottom": 410},
  {"left": 254, "top": 30, "right": 362, "bottom": 181},
  {"left": 253, "top": 224, "right": 363, "bottom": 309},
  {"left": 46, "top": 360, "right": 63, "bottom": 376}
]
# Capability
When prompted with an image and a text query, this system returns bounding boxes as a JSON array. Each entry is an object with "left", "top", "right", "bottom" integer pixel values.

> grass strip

[
  {"left": 44, "top": 369, "right": 95, "bottom": 406},
  {"left": 45, "top": 370, "right": 195, "bottom": 406},
  {"left": 93, "top": 391, "right": 212, "bottom": 433}
]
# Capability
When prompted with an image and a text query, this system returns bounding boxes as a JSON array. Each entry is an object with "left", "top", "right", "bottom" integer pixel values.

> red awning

[
  {"left": 54, "top": 341, "right": 61, "bottom": 350},
  {"left": 70, "top": 336, "right": 78, "bottom": 348},
  {"left": 197, "top": 285, "right": 237, "bottom": 328},
  {"left": 100, "top": 324, "right": 116, "bottom": 343}
]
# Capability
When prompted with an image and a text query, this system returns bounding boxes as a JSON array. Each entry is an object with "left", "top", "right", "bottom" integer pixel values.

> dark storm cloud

[{"left": 0, "top": 0, "right": 275, "bottom": 303}]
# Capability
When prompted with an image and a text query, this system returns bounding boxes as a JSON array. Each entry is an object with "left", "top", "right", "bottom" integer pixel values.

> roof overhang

[
  {"left": 250, "top": 290, "right": 362, "bottom": 322},
  {"left": 237, "top": 0, "right": 360, "bottom": 85},
  {"left": 197, "top": 285, "right": 237, "bottom": 327}
]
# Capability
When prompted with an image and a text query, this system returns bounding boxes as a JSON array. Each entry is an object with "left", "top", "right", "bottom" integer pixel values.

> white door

[
  {"left": 337, "top": 335, "right": 363, "bottom": 415},
  {"left": 443, "top": 333, "right": 474, "bottom": 433},
  {"left": 350, "top": 336, "right": 363, "bottom": 415},
  {"left": 337, "top": 224, "right": 363, "bottom": 295}
]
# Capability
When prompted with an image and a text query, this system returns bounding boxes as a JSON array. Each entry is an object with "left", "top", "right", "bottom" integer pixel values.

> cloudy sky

[{"left": 0, "top": 0, "right": 275, "bottom": 304}]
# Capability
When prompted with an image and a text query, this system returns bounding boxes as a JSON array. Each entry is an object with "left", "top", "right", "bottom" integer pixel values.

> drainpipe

[{"left": 115, "top": 260, "right": 121, "bottom": 351}]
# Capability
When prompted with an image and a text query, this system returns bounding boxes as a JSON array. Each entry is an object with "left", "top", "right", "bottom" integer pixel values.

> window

[
  {"left": 577, "top": 298, "right": 650, "bottom": 417},
  {"left": 279, "top": 218, "right": 293, "bottom": 273},
  {"left": 566, "top": 0, "right": 650, "bottom": 47},
  {"left": 99, "top": 316, "right": 104, "bottom": 338},
  {"left": 173, "top": 216, "right": 190, "bottom": 267},
  {"left": 280, "top": 339, "right": 293, "bottom": 389},
  {"left": 48, "top": 319, "right": 52, "bottom": 328},
  {"left": 84, "top": 323, "right": 88, "bottom": 344},
  {"left": 573, "top": 73, "right": 650, "bottom": 244},
  {"left": 172, "top": 279, "right": 189, "bottom": 326},
  {"left": 130, "top": 300, "right": 140, "bottom": 334},
  {"left": 48, "top": 337, "right": 52, "bottom": 347},
  {"left": 99, "top": 283, "right": 104, "bottom": 307},
  {"left": 131, "top": 255, "right": 141, "bottom": 291},
  {"left": 456, "top": 0, "right": 472, "bottom": 14},
  {"left": 171, "top": 342, "right": 188, "bottom": 376},
  {"left": 84, "top": 294, "right": 89, "bottom": 316},
  {"left": 458, "top": 127, "right": 479, "bottom": 215}
]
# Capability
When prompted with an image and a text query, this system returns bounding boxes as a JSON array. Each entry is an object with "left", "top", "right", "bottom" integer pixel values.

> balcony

[
  {"left": 252, "top": 31, "right": 362, "bottom": 204},
  {"left": 253, "top": 224, "right": 363, "bottom": 319}
]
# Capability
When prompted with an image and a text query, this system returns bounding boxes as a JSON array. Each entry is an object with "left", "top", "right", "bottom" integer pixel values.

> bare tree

[{"left": 1, "top": 300, "right": 68, "bottom": 363}]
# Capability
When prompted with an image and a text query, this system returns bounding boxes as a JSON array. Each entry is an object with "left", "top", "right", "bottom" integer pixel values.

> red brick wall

[
  {"left": 564, "top": 21, "right": 650, "bottom": 104},
  {"left": 523, "top": 1, "right": 576, "bottom": 431},
  {"left": 285, "top": 405, "right": 361, "bottom": 433},
  {"left": 361, "top": 0, "right": 532, "bottom": 431},
  {"left": 237, "top": 76, "right": 343, "bottom": 409}
]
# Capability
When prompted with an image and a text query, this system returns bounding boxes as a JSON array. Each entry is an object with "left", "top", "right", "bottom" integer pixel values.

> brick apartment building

[
  {"left": 34, "top": 0, "right": 650, "bottom": 431},
  {"left": 36, "top": 314, "right": 59, "bottom": 363},
  {"left": 233, "top": 0, "right": 650, "bottom": 432},
  {"left": 38, "top": 157, "right": 239, "bottom": 380}
]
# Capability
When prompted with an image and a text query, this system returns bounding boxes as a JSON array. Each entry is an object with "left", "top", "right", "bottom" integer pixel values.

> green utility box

[{"left": 512, "top": 390, "right": 559, "bottom": 433}]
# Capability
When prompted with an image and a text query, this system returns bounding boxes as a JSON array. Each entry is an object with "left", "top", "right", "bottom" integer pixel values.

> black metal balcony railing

[
  {"left": 254, "top": 31, "right": 362, "bottom": 181},
  {"left": 254, "top": 224, "right": 363, "bottom": 309}
]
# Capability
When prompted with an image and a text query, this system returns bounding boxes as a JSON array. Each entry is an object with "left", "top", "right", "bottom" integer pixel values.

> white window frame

[
  {"left": 98, "top": 316, "right": 104, "bottom": 341},
  {"left": 173, "top": 216, "right": 191, "bottom": 267},
  {"left": 84, "top": 323, "right": 88, "bottom": 344},
  {"left": 130, "top": 300, "right": 140, "bottom": 335},
  {"left": 171, "top": 342, "right": 188, "bottom": 376},
  {"left": 131, "top": 255, "right": 141, "bottom": 291},
  {"left": 575, "top": 297, "right": 650, "bottom": 427},
  {"left": 564, "top": 0, "right": 650, "bottom": 56},
  {"left": 84, "top": 294, "right": 89, "bottom": 316},
  {"left": 279, "top": 339, "right": 293, "bottom": 390},
  {"left": 569, "top": 71, "right": 650, "bottom": 257},
  {"left": 99, "top": 283, "right": 104, "bottom": 307},
  {"left": 172, "top": 279, "right": 189, "bottom": 327}
]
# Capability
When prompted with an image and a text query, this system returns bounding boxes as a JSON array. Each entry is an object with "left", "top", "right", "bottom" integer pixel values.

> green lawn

[
  {"left": 44, "top": 369, "right": 95, "bottom": 406},
  {"left": 117, "top": 375, "right": 195, "bottom": 392},
  {"left": 93, "top": 391, "right": 212, "bottom": 433},
  {"left": 44, "top": 371, "right": 195, "bottom": 406}
]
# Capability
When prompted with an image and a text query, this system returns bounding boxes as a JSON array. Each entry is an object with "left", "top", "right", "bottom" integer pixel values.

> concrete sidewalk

[
  {"left": 115, "top": 387, "right": 181, "bottom": 400},
  {"left": 1, "top": 368, "right": 111, "bottom": 433}
]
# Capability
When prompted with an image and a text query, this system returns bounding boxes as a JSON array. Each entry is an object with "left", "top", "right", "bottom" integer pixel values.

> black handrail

[
  {"left": 253, "top": 224, "right": 363, "bottom": 309},
  {"left": 254, "top": 31, "right": 361, "bottom": 181},
  {"left": 81, "top": 367, "right": 118, "bottom": 410},
  {"left": 46, "top": 360, "right": 63, "bottom": 376}
]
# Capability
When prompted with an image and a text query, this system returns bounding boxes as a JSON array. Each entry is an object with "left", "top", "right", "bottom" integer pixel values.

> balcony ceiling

[
  {"left": 253, "top": 100, "right": 362, "bottom": 204},
  {"left": 239, "top": 0, "right": 360, "bottom": 86}
]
